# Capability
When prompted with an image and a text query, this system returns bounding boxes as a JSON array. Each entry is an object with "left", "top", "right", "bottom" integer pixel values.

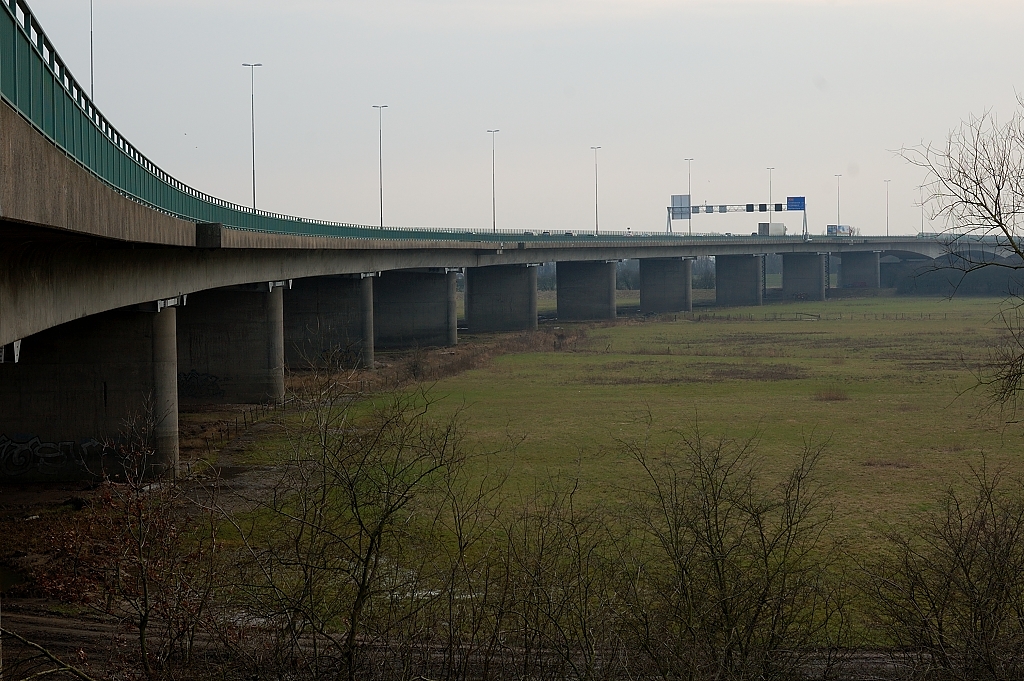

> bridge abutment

[
  {"left": 284, "top": 275, "right": 374, "bottom": 369},
  {"left": 556, "top": 261, "right": 616, "bottom": 320},
  {"left": 839, "top": 251, "right": 881, "bottom": 288},
  {"left": 716, "top": 255, "right": 763, "bottom": 307},
  {"left": 640, "top": 258, "right": 692, "bottom": 314},
  {"left": 465, "top": 265, "right": 538, "bottom": 333},
  {"left": 374, "top": 269, "right": 457, "bottom": 348},
  {"left": 176, "top": 285, "right": 286, "bottom": 404},
  {"left": 0, "top": 303, "right": 179, "bottom": 477},
  {"left": 782, "top": 253, "right": 826, "bottom": 301}
]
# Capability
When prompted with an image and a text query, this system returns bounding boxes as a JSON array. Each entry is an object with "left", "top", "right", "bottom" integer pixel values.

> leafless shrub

[
  {"left": 619, "top": 419, "right": 848, "bottom": 680},
  {"left": 864, "top": 462, "right": 1024, "bottom": 680},
  {"left": 496, "top": 477, "right": 627, "bottom": 680},
  {"left": 230, "top": 366, "right": 470, "bottom": 681},
  {"left": 30, "top": 421, "right": 226, "bottom": 679}
]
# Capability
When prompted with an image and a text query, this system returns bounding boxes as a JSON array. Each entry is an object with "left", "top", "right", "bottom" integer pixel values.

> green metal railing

[{"left": 0, "top": 0, "right": 704, "bottom": 244}]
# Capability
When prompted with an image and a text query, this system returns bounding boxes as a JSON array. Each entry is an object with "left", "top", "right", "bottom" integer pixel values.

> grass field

[{"left": 425, "top": 293, "right": 1023, "bottom": 546}]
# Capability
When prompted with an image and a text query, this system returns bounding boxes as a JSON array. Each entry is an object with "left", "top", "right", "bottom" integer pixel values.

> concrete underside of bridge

[
  {"left": 283, "top": 275, "right": 374, "bottom": 369},
  {"left": 0, "top": 306, "right": 179, "bottom": 475},
  {"left": 556, "top": 261, "right": 617, "bottom": 320},
  {"left": 2, "top": 231, "right": 945, "bottom": 348},
  {"left": 374, "top": 270, "right": 457, "bottom": 348},
  {"left": 177, "top": 287, "right": 286, "bottom": 404},
  {"left": 640, "top": 258, "right": 692, "bottom": 314},
  {"left": 782, "top": 253, "right": 826, "bottom": 301},
  {"left": 840, "top": 251, "right": 881, "bottom": 288},
  {"left": 716, "top": 255, "right": 763, "bottom": 307},
  {"left": 465, "top": 265, "right": 538, "bottom": 333}
]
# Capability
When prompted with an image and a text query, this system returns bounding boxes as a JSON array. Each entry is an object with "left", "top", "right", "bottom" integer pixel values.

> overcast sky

[{"left": 26, "top": 0, "right": 1024, "bottom": 236}]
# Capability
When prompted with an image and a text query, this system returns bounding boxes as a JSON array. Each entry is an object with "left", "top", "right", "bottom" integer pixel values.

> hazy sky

[{"left": 27, "top": 0, "right": 1024, "bottom": 236}]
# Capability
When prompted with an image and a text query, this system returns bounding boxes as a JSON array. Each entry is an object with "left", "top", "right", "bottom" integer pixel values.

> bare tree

[
  {"left": 903, "top": 98, "right": 1024, "bottom": 266},
  {"left": 231, "top": 365, "right": 468, "bottom": 681},
  {"left": 902, "top": 97, "right": 1024, "bottom": 410}
]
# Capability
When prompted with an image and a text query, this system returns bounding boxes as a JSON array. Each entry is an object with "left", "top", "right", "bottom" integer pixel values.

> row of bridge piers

[{"left": 0, "top": 252, "right": 881, "bottom": 477}]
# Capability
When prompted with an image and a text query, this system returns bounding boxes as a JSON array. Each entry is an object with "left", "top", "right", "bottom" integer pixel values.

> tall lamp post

[
  {"left": 884, "top": 179, "right": 891, "bottom": 237},
  {"left": 835, "top": 173, "right": 842, "bottom": 230},
  {"left": 767, "top": 167, "right": 775, "bottom": 230},
  {"left": 591, "top": 146, "right": 601, "bottom": 235},
  {"left": 373, "top": 105, "right": 388, "bottom": 228},
  {"left": 242, "top": 63, "right": 263, "bottom": 209},
  {"left": 487, "top": 129, "right": 499, "bottom": 233},
  {"left": 685, "top": 157, "right": 694, "bottom": 236},
  {"left": 89, "top": 0, "right": 94, "bottom": 99}
]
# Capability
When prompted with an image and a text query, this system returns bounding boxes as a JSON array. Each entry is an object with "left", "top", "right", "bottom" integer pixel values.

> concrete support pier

[
  {"left": 782, "top": 253, "right": 827, "bottom": 301},
  {"left": 176, "top": 285, "right": 286, "bottom": 404},
  {"left": 640, "top": 258, "right": 692, "bottom": 314},
  {"left": 840, "top": 251, "right": 881, "bottom": 288},
  {"left": 465, "top": 265, "right": 538, "bottom": 333},
  {"left": 0, "top": 304, "right": 180, "bottom": 477},
  {"left": 716, "top": 255, "right": 763, "bottom": 307},
  {"left": 374, "top": 269, "right": 458, "bottom": 348},
  {"left": 284, "top": 275, "right": 374, "bottom": 369},
  {"left": 556, "top": 260, "right": 616, "bottom": 320}
]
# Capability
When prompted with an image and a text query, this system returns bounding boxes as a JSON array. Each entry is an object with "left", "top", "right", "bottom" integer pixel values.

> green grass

[{"left": 419, "top": 294, "right": 1021, "bottom": 545}]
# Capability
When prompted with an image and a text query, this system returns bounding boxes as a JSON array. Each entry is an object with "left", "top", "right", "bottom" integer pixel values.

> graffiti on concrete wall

[
  {"left": 0, "top": 434, "right": 106, "bottom": 476},
  {"left": 178, "top": 370, "right": 225, "bottom": 399}
]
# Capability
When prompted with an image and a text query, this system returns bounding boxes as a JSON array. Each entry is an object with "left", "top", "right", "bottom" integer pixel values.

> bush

[
  {"left": 865, "top": 462, "right": 1024, "bottom": 680},
  {"left": 619, "top": 420, "right": 848, "bottom": 680}
]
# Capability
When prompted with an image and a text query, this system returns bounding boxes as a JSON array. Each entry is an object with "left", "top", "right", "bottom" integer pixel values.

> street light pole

[
  {"left": 835, "top": 174, "right": 842, "bottom": 230},
  {"left": 487, "top": 129, "right": 499, "bottom": 233},
  {"left": 89, "top": 0, "right": 94, "bottom": 100},
  {"left": 884, "top": 179, "right": 891, "bottom": 237},
  {"left": 242, "top": 63, "right": 262, "bottom": 209},
  {"left": 685, "top": 157, "right": 694, "bottom": 236},
  {"left": 591, "top": 146, "right": 601, "bottom": 235},
  {"left": 767, "top": 167, "right": 775, "bottom": 231},
  {"left": 373, "top": 105, "right": 388, "bottom": 228}
]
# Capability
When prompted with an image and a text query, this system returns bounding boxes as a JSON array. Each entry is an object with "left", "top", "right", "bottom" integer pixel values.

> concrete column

[
  {"left": 360, "top": 276, "right": 375, "bottom": 368},
  {"left": 176, "top": 286, "right": 285, "bottom": 404},
  {"left": 465, "top": 265, "right": 538, "bottom": 333},
  {"left": 556, "top": 260, "right": 616, "bottom": 320},
  {"left": 839, "top": 251, "right": 881, "bottom": 288},
  {"left": 152, "top": 307, "right": 179, "bottom": 476},
  {"left": 716, "top": 255, "right": 763, "bottom": 307},
  {"left": 0, "top": 304, "right": 179, "bottom": 477},
  {"left": 284, "top": 275, "right": 374, "bottom": 369},
  {"left": 447, "top": 270, "right": 458, "bottom": 347},
  {"left": 640, "top": 258, "right": 692, "bottom": 314},
  {"left": 374, "top": 269, "right": 458, "bottom": 348},
  {"left": 781, "top": 253, "right": 827, "bottom": 301}
]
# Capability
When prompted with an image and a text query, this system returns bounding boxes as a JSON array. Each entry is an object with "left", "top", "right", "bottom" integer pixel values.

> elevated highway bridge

[{"left": 0, "top": 0, "right": 1004, "bottom": 475}]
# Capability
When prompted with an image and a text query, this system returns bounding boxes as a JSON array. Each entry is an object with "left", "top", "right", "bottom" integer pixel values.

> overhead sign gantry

[{"left": 668, "top": 195, "right": 809, "bottom": 238}]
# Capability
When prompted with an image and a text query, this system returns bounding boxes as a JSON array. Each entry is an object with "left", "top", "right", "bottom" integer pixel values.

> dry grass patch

[
  {"left": 813, "top": 385, "right": 850, "bottom": 401},
  {"left": 862, "top": 458, "right": 915, "bottom": 469}
]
